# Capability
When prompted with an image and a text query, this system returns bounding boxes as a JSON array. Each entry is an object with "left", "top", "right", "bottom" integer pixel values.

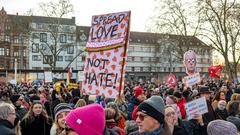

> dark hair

[{"left": 213, "top": 91, "right": 225, "bottom": 101}]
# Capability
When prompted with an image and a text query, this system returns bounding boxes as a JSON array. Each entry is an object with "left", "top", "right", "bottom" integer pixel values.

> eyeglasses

[
  {"left": 136, "top": 113, "right": 148, "bottom": 121},
  {"left": 186, "top": 59, "right": 195, "bottom": 64},
  {"left": 165, "top": 111, "right": 176, "bottom": 117}
]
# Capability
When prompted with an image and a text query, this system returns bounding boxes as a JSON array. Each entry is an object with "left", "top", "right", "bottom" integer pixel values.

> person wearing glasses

[
  {"left": 20, "top": 100, "right": 52, "bottom": 135},
  {"left": 183, "top": 50, "right": 197, "bottom": 76},
  {"left": 136, "top": 96, "right": 171, "bottom": 135},
  {"left": 10, "top": 94, "right": 28, "bottom": 122},
  {"left": 0, "top": 102, "right": 16, "bottom": 135}
]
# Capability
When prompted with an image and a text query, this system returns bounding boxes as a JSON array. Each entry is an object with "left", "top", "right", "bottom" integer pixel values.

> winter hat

[
  {"left": 227, "top": 116, "right": 240, "bottom": 131},
  {"left": 173, "top": 91, "right": 182, "bottom": 99},
  {"left": 137, "top": 96, "right": 165, "bottom": 123},
  {"left": 10, "top": 94, "right": 21, "bottom": 104},
  {"left": 65, "top": 104, "right": 105, "bottom": 135},
  {"left": 29, "top": 95, "right": 40, "bottom": 103},
  {"left": 134, "top": 87, "right": 144, "bottom": 98},
  {"left": 54, "top": 103, "right": 72, "bottom": 120},
  {"left": 207, "top": 120, "right": 238, "bottom": 135},
  {"left": 217, "top": 100, "right": 226, "bottom": 111}
]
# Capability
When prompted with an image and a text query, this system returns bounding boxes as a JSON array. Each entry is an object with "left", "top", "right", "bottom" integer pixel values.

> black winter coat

[
  {"left": 0, "top": 119, "right": 16, "bottom": 135},
  {"left": 20, "top": 114, "right": 52, "bottom": 135}
]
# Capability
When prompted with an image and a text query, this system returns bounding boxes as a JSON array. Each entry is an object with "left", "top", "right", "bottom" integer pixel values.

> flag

[
  {"left": 67, "top": 65, "right": 72, "bottom": 85},
  {"left": 166, "top": 72, "right": 177, "bottom": 87}
]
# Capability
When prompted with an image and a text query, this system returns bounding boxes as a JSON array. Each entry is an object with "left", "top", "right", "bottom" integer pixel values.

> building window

[
  {"left": 131, "top": 57, "right": 135, "bottom": 61},
  {"left": 131, "top": 67, "right": 135, "bottom": 72},
  {"left": 149, "top": 67, "right": 152, "bottom": 72},
  {"left": 23, "top": 50, "right": 26, "bottom": 57},
  {"left": 32, "top": 33, "right": 40, "bottom": 39},
  {"left": 4, "top": 35, "right": 10, "bottom": 42},
  {"left": 14, "top": 51, "right": 19, "bottom": 57},
  {"left": 65, "top": 56, "right": 73, "bottom": 61},
  {"left": 43, "top": 55, "right": 52, "bottom": 64},
  {"left": 60, "top": 34, "right": 67, "bottom": 43},
  {"left": 140, "top": 67, "right": 143, "bottom": 72},
  {"left": 0, "top": 48, "right": 4, "bottom": 55},
  {"left": 57, "top": 56, "right": 63, "bottom": 61},
  {"left": 67, "top": 46, "right": 74, "bottom": 54},
  {"left": 32, "top": 43, "right": 39, "bottom": 53},
  {"left": 14, "top": 36, "right": 19, "bottom": 44},
  {"left": 6, "top": 49, "right": 9, "bottom": 56},
  {"left": 32, "top": 55, "right": 41, "bottom": 61},
  {"left": 68, "top": 34, "right": 74, "bottom": 41},
  {"left": 40, "top": 33, "right": 47, "bottom": 42}
]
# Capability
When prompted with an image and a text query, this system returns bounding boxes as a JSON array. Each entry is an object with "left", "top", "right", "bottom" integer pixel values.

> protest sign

[
  {"left": 82, "top": 11, "right": 131, "bottom": 98},
  {"left": 184, "top": 97, "right": 208, "bottom": 120},
  {"left": 78, "top": 71, "right": 85, "bottom": 81},
  {"left": 44, "top": 71, "right": 52, "bottom": 83},
  {"left": 183, "top": 50, "right": 197, "bottom": 76},
  {"left": 183, "top": 72, "right": 201, "bottom": 87}
]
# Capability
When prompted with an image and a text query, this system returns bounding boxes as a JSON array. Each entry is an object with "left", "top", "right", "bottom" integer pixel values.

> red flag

[{"left": 166, "top": 73, "right": 177, "bottom": 87}]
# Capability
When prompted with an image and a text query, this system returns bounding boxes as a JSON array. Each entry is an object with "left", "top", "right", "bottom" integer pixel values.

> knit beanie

[
  {"left": 137, "top": 96, "right": 165, "bottom": 124},
  {"left": 10, "top": 94, "right": 21, "bottom": 104},
  {"left": 65, "top": 104, "right": 105, "bottom": 135},
  {"left": 227, "top": 116, "right": 240, "bottom": 131},
  {"left": 134, "top": 87, "right": 144, "bottom": 98},
  {"left": 54, "top": 103, "right": 72, "bottom": 120},
  {"left": 207, "top": 120, "right": 238, "bottom": 135}
]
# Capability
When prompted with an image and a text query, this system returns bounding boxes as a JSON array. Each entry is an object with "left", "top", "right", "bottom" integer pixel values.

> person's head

[
  {"left": 165, "top": 105, "right": 178, "bottom": 126},
  {"left": 105, "top": 108, "right": 116, "bottom": 127},
  {"left": 173, "top": 92, "right": 182, "bottom": 102},
  {"left": 165, "top": 95, "right": 177, "bottom": 105},
  {"left": 134, "top": 87, "right": 145, "bottom": 102},
  {"left": 54, "top": 103, "right": 72, "bottom": 132},
  {"left": 217, "top": 100, "right": 226, "bottom": 111},
  {"left": 64, "top": 104, "right": 105, "bottom": 135},
  {"left": 106, "top": 102, "right": 121, "bottom": 121},
  {"left": 74, "top": 99, "right": 86, "bottom": 108},
  {"left": 183, "top": 50, "right": 197, "bottom": 75},
  {"left": 136, "top": 96, "right": 165, "bottom": 133},
  {"left": 0, "top": 103, "right": 16, "bottom": 126},
  {"left": 228, "top": 101, "right": 240, "bottom": 116},
  {"left": 198, "top": 86, "right": 212, "bottom": 101},
  {"left": 214, "top": 91, "right": 226, "bottom": 101},
  {"left": 227, "top": 116, "right": 240, "bottom": 132},
  {"left": 10, "top": 94, "right": 23, "bottom": 107},
  {"left": 207, "top": 120, "right": 237, "bottom": 135}
]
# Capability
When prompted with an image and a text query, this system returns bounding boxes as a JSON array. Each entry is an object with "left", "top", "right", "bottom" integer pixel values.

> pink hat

[{"left": 65, "top": 104, "right": 105, "bottom": 135}]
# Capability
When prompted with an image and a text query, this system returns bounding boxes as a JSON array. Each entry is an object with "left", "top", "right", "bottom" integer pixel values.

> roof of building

[{"left": 76, "top": 26, "right": 210, "bottom": 48}]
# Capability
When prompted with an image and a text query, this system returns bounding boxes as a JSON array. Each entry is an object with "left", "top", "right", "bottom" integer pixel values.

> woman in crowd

[
  {"left": 20, "top": 101, "right": 52, "bottom": 135},
  {"left": 211, "top": 91, "right": 226, "bottom": 110},
  {"left": 50, "top": 103, "right": 72, "bottom": 135},
  {"left": 214, "top": 100, "right": 228, "bottom": 120},
  {"left": 228, "top": 101, "right": 240, "bottom": 117},
  {"left": 74, "top": 99, "right": 86, "bottom": 108},
  {"left": 106, "top": 102, "right": 126, "bottom": 130}
]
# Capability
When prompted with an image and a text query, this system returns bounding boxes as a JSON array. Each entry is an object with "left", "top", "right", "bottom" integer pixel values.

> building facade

[{"left": 0, "top": 7, "right": 212, "bottom": 81}]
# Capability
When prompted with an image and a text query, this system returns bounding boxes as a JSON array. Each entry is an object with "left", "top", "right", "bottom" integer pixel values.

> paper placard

[
  {"left": 78, "top": 71, "right": 85, "bottom": 81},
  {"left": 183, "top": 73, "right": 201, "bottom": 87},
  {"left": 184, "top": 97, "right": 208, "bottom": 120},
  {"left": 44, "top": 71, "right": 52, "bottom": 83}
]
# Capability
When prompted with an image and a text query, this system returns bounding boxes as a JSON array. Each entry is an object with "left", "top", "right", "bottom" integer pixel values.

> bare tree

[
  {"left": 198, "top": 0, "right": 240, "bottom": 82},
  {"left": 147, "top": 0, "right": 203, "bottom": 60}
]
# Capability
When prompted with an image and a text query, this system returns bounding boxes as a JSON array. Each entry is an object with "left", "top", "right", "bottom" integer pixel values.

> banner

[
  {"left": 184, "top": 97, "right": 208, "bottom": 120},
  {"left": 82, "top": 11, "right": 131, "bottom": 98},
  {"left": 44, "top": 71, "right": 52, "bottom": 83},
  {"left": 183, "top": 72, "right": 201, "bottom": 87}
]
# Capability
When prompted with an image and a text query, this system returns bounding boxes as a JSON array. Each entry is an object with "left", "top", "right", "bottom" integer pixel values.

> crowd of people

[{"left": 0, "top": 79, "right": 240, "bottom": 135}]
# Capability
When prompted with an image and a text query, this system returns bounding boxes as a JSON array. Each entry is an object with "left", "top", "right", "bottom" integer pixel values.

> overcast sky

[{"left": 0, "top": 0, "right": 155, "bottom": 32}]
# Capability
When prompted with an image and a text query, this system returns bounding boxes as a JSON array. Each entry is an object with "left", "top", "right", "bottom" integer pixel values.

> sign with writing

[
  {"left": 44, "top": 71, "right": 52, "bottom": 83},
  {"left": 184, "top": 97, "right": 208, "bottom": 120},
  {"left": 183, "top": 72, "right": 201, "bottom": 87},
  {"left": 86, "top": 11, "right": 130, "bottom": 51},
  {"left": 82, "top": 11, "right": 131, "bottom": 98},
  {"left": 78, "top": 71, "right": 85, "bottom": 81}
]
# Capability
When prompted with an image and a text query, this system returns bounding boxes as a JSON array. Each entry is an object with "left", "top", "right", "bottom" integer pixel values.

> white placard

[
  {"left": 78, "top": 71, "right": 85, "bottom": 81},
  {"left": 44, "top": 71, "right": 52, "bottom": 83},
  {"left": 184, "top": 97, "right": 208, "bottom": 120}
]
